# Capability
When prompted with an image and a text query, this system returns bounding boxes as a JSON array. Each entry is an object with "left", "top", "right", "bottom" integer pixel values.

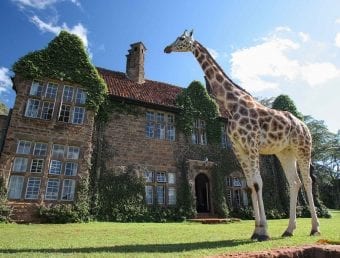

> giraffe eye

[{"left": 179, "top": 36, "right": 185, "bottom": 41}]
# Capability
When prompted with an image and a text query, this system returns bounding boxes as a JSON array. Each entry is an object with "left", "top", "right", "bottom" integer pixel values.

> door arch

[{"left": 195, "top": 173, "right": 210, "bottom": 213}]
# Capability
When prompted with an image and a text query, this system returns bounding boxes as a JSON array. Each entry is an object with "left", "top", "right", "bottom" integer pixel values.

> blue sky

[{"left": 1, "top": 0, "right": 340, "bottom": 132}]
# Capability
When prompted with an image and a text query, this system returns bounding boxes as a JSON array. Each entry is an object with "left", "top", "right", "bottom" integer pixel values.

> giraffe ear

[{"left": 189, "top": 29, "right": 194, "bottom": 37}]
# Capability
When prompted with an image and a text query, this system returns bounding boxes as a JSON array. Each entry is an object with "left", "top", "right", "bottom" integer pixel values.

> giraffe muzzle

[{"left": 164, "top": 46, "right": 172, "bottom": 53}]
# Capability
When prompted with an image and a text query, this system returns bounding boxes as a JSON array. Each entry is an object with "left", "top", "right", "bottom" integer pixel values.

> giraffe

[{"left": 164, "top": 30, "right": 320, "bottom": 241}]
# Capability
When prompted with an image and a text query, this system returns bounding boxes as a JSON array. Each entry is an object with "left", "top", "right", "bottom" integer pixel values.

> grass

[{"left": 0, "top": 210, "right": 339, "bottom": 257}]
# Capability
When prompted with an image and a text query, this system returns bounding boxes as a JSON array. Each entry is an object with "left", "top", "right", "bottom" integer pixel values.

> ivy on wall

[
  {"left": 13, "top": 31, "right": 107, "bottom": 113},
  {"left": 176, "top": 81, "right": 222, "bottom": 144}
]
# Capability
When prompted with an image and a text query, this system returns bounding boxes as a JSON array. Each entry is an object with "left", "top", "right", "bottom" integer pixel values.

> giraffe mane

[{"left": 195, "top": 41, "right": 252, "bottom": 96}]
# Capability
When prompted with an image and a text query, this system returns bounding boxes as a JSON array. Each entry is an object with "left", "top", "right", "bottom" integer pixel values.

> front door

[{"left": 195, "top": 173, "right": 210, "bottom": 213}]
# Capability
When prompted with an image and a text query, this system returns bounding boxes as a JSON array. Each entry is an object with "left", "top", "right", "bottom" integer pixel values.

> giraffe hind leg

[{"left": 276, "top": 151, "right": 301, "bottom": 237}]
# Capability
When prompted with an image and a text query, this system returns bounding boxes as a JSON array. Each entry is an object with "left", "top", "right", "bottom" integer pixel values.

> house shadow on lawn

[{"left": 0, "top": 238, "right": 280, "bottom": 254}]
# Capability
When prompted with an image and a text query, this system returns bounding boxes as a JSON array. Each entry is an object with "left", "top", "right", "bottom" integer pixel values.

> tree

[
  {"left": 0, "top": 101, "right": 8, "bottom": 115},
  {"left": 272, "top": 94, "right": 303, "bottom": 120}
]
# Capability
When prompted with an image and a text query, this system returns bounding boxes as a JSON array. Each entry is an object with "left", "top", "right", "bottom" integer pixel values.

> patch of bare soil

[{"left": 208, "top": 243, "right": 340, "bottom": 258}]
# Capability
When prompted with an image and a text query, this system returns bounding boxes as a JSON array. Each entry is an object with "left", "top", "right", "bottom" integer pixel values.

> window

[
  {"left": 63, "top": 86, "right": 74, "bottom": 102},
  {"left": 12, "top": 157, "right": 28, "bottom": 172},
  {"left": 45, "top": 83, "right": 58, "bottom": 99},
  {"left": 145, "top": 112, "right": 155, "bottom": 138},
  {"left": 33, "top": 143, "right": 48, "bottom": 156},
  {"left": 145, "top": 185, "right": 153, "bottom": 204},
  {"left": 67, "top": 146, "right": 80, "bottom": 160},
  {"left": 156, "top": 185, "right": 165, "bottom": 204},
  {"left": 52, "top": 144, "right": 65, "bottom": 159},
  {"left": 225, "top": 175, "right": 248, "bottom": 208},
  {"left": 75, "top": 88, "right": 87, "bottom": 104},
  {"left": 16, "top": 140, "right": 31, "bottom": 154},
  {"left": 29, "top": 81, "right": 43, "bottom": 97},
  {"left": 61, "top": 179, "right": 75, "bottom": 201},
  {"left": 168, "top": 187, "right": 176, "bottom": 205},
  {"left": 8, "top": 175, "right": 24, "bottom": 199},
  {"left": 145, "top": 111, "right": 176, "bottom": 141},
  {"left": 226, "top": 177, "right": 232, "bottom": 187},
  {"left": 192, "top": 119, "right": 207, "bottom": 145},
  {"left": 65, "top": 162, "right": 78, "bottom": 176},
  {"left": 30, "top": 159, "right": 44, "bottom": 173},
  {"left": 143, "top": 171, "right": 153, "bottom": 183},
  {"left": 58, "top": 104, "right": 71, "bottom": 122},
  {"left": 25, "top": 177, "right": 41, "bottom": 199},
  {"left": 156, "top": 172, "right": 166, "bottom": 183},
  {"left": 41, "top": 101, "right": 54, "bottom": 120},
  {"left": 25, "top": 99, "right": 40, "bottom": 118},
  {"left": 233, "top": 178, "right": 242, "bottom": 187},
  {"left": 221, "top": 124, "right": 232, "bottom": 149},
  {"left": 72, "top": 107, "right": 85, "bottom": 124},
  {"left": 168, "top": 173, "right": 176, "bottom": 184},
  {"left": 45, "top": 179, "right": 60, "bottom": 200},
  {"left": 49, "top": 160, "right": 62, "bottom": 175}
]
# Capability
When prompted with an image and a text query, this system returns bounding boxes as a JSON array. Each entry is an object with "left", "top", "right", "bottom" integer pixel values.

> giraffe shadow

[{"left": 0, "top": 238, "right": 279, "bottom": 254}]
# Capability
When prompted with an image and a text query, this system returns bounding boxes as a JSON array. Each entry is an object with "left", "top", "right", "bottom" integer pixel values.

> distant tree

[
  {"left": 272, "top": 94, "right": 303, "bottom": 120},
  {"left": 304, "top": 116, "right": 340, "bottom": 208},
  {"left": 0, "top": 101, "right": 8, "bottom": 115},
  {"left": 255, "top": 96, "right": 275, "bottom": 108}
]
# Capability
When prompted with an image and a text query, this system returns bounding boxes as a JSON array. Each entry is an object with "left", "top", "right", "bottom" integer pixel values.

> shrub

[
  {"left": 38, "top": 204, "right": 79, "bottom": 223},
  {"left": 0, "top": 177, "right": 11, "bottom": 223}
]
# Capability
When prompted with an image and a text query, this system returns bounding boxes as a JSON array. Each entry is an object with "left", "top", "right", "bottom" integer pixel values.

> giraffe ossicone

[{"left": 164, "top": 30, "right": 320, "bottom": 241}]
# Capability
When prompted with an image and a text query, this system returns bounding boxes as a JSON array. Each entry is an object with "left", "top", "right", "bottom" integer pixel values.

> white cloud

[
  {"left": 335, "top": 33, "right": 340, "bottom": 48},
  {"left": 30, "top": 15, "right": 88, "bottom": 48},
  {"left": 336, "top": 18, "right": 340, "bottom": 24},
  {"left": 230, "top": 28, "right": 340, "bottom": 92},
  {"left": 0, "top": 67, "right": 12, "bottom": 93},
  {"left": 12, "top": 0, "right": 57, "bottom": 10},
  {"left": 299, "top": 32, "right": 310, "bottom": 43},
  {"left": 12, "top": 0, "right": 80, "bottom": 9}
]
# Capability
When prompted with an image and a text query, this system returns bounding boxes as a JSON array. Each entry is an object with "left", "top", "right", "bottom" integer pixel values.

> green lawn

[{"left": 0, "top": 211, "right": 339, "bottom": 258}]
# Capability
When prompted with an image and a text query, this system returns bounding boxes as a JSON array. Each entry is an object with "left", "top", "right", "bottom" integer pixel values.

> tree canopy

[{"left": 272, "top": 94, "right": 303, "bottom": 120}]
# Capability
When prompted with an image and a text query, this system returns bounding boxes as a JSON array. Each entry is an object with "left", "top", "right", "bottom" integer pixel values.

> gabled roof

[{"left": 97, "top": 67, "right": 183, "bottom": 110}]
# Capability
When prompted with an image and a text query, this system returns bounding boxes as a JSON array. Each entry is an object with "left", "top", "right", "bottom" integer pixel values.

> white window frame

[
  {"left": 29, "top": 81, "right": 43, "bottom": 97},
  {"left": 45, "top": 83, "right": 58, "bottom": 99},
  {"left": 58, "top": 104, "right": 71, "bottom": 123},
  {"left": 16, "top": 140, "right": 31, "bottom": 154},
  {"left": 25, "top": 99, "right": 40, "bottom": 118},
  {"left": 168, "top": 187, "right": 176, "bottom": 205},
  {"left": 143, "top": 171, "right": 153, "bottom": 183},
  {"left": 75, "top": 88, "right": 87, "bottom": 105},
  {"left": 49, "top": 160, "right": 62, "bottom": 175},
  {"left": 40, "top": 101, "right": 55, "bottom": 120},
  {"left": 156, "top": 185, "right": 165, "bottom": 205},
  {"left": 30, "top": 159, "right": 44, "bottom": 173},
  {"left": 61, "top": 179, "right": 76, "bottom": 201},
  {"left": 168, "top": 173, "right": 176, "bottom": 184},
  {"left": 64, "top": 162, "right": 78, "bottom": 176},
  {"left": 12, "top": 157, "right": 28, "bottom": 172},
  {"left": 8, "top": 175, "right": 24, "bottom": 199},
  {"left": 67, "top": 146, "right": 80, "bottom": 160},
  {"left": 25, "top": 177, "right": 41, "bottom": 200},
  {"left": 52, "top": 144, "right": 65, "bottom": 159},
  {"left": 71, "top": 107, "right": 85, "bottom": 124},
  {"left": 62, "top": 85, "right": 74, "bottom": 102},
  {"left": 45, "top": 179, "right": 60, "bottom": 200},
  {"left": 33, "top": 142, "right": 48, "bottom": 156},
  {"left": 156, "top": 172, "right": 166, "bottom": 183},
  {"left": 145, "top": 185, "right": 153, "bottom": 205}
]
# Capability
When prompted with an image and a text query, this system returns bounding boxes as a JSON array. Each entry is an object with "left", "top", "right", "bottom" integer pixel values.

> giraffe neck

[{"left": 192, "top": 41, "right": 251, "bottom": 98}]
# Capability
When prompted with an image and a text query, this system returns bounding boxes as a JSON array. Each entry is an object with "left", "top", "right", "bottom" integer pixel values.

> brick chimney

[{"left": 126, "top": 42, "right": 146, "bottom": 84}]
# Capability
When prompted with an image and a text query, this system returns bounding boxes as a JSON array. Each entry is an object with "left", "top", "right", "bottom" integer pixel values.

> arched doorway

[{"left": 195, "top": 173, "right": 210, "bottom": 213}]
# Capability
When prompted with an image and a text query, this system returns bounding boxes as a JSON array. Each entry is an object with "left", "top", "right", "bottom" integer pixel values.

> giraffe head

[{"left": 164, "top": 30, "right": 194, "bottom": 54}]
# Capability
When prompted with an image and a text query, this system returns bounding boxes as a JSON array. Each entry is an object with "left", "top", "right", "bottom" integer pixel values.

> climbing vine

[
  {"left": 176, "top": 81, "right": 222, "bottom": 144},
  {"left": 13, "top": 30, "right": 107, "bottom": 113}
]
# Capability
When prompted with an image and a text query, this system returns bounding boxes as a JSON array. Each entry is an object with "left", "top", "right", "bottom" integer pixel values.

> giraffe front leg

[{"left": 249, "top": 174, "right": 270, "bottom": 241}]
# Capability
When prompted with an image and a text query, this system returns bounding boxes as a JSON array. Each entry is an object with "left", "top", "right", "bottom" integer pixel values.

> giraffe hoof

[
  {"left": 257, "top": 235, "right": 270, "bottom": 242},
  {"left": 250, "top": 233, "right": 259, "bottom": 240},
  {"left": 282, "top": 231, "right": 293, "bottom": 237},
  {"left": 310, "top": 230, "right": 321, "bottom": 236}
]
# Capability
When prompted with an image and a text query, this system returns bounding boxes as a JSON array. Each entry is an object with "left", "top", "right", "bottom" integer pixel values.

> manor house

[{"left": 0, "top": 41, "right": 249, "bottom": 221}]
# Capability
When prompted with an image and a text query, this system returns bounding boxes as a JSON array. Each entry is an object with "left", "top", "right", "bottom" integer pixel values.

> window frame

[
  {"left": 25, "top": 177, "right": 41, "bottom": 200},
  {"left": 61, "top": 179, "right": 76, "bottom": 201},
  {"left": 45, "top": 178, "right": 60, "bottom": 200}
]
